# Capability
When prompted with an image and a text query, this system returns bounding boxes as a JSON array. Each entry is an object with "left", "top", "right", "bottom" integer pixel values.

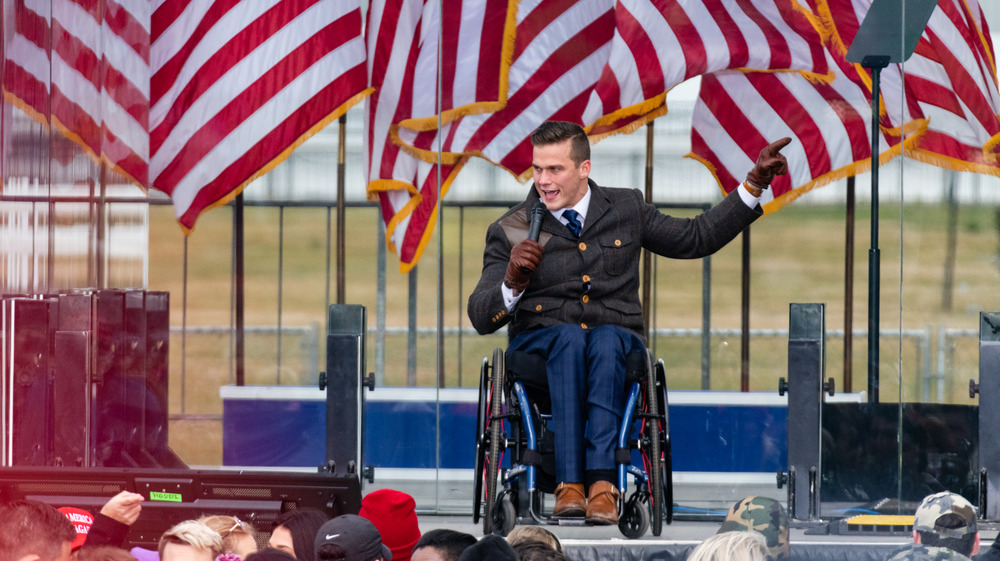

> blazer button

[
  {"left": 578, "top": 242, "right": 587, "bottom": 251},
  {"left": 615, "top": 239, "right": 622, "bottom": 246},
  {"left": 535, "top": 304, "right": 542, "bottom": 311},
  {"left": 582, "top": 295, "right": 589, "bottom": 303},
  {"left": 580, "top": 323, "right": 588, "bottom": 330},
  {"left": 582, "top": 275, "right": 591, "bottom": 283}
]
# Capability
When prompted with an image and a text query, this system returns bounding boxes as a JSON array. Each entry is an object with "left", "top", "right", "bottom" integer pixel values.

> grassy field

[{"left": 147, "top": 199, "right": 1000, "bottom": 464}]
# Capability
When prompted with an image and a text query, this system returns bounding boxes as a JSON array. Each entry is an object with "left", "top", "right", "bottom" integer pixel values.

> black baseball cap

[{"left": 314, "top": 514, "right": 392, "bottom": 561}]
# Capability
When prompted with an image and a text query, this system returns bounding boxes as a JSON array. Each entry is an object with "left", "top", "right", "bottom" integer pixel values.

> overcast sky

[{"left": 985, "top": 3, "right": 998, "bottom": 26}]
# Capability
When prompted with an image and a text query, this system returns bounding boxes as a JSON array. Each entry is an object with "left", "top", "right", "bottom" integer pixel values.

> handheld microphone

[{"left": 527, "top": 201, "right": 546, "bottom": 242}]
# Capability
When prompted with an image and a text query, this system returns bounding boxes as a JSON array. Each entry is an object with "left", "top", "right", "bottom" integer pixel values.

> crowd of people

[
  {"left": 1, "top": 485, "right": 997, "bottom": 561},
  {"left": 0, "top": 488, "right": 566, "bottom": 561}
]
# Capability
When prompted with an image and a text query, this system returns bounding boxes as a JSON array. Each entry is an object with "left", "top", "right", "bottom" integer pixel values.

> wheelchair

[{"left": 473, "top": 347, "right": 673, "bottom": 538}]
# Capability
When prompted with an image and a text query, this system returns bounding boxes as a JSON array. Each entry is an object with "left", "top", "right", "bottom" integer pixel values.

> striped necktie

[{"left": 563, "top": 209, "right": 582, "bottom": 237}]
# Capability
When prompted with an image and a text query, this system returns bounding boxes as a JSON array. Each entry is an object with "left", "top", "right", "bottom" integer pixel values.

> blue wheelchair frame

[{"left": 473, "top": 348, "right": 671, "bottom": 538}]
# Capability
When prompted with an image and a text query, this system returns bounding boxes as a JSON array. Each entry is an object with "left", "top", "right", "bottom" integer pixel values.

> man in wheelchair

[{"left": 468, "top": 120, "right": 790, "bottom": 524}]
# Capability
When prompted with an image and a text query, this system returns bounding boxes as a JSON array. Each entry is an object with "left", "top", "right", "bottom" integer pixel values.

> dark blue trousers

[{"left": 508, "top": 324, "right": 644, "bottom": 484}]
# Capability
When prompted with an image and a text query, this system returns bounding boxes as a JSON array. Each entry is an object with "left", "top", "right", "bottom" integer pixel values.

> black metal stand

[
  {"left": 862, "top": 56, "right": 888, "bottom": 403},
  {"left": 845, "top": 0, "right": 936, "bottom": 404},
  {"left": 974, "top": 312, "right": 1000, "bottom": 519}
]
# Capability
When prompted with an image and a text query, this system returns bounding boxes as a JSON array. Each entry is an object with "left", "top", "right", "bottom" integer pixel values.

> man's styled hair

[
  {"left": 158, "top": 520, "right": 224, "bottom": 561},
  {"left": 412, "top": 530, "right": 477, "bottom": 561},
  {"left": 0, "top": 500, "right": 76, "bottom": 561},
  {"left": 917, "top": 513, "right": 977, "bottom": 556},
  {"left": 529, "top": 121, "right": 590, "bottom": 166}
]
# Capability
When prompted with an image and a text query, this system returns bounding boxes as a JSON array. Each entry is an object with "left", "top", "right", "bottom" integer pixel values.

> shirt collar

[{"left": 556, "top": 185, "right": 591, "bottom": 224}]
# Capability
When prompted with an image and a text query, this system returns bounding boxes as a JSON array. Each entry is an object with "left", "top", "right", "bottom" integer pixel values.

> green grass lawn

[{"left": 148, "top": 200, "right": 1000, "bottom": 464}]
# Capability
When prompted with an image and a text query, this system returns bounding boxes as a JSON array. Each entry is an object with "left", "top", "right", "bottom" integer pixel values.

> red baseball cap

[{"left": 58, "top": 507, "right": 94, "bottom": 550}]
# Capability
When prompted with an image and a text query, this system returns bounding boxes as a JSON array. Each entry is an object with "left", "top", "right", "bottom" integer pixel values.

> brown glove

[
  {"left": 745, "top": 137, "right": 792, "bottom": 189},
  {"left": 504, "top": 239, "right": 543, "bottom": 295}
]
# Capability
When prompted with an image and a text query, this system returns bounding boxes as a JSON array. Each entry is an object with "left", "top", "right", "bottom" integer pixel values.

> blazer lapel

[{"left": 583, "top": 180, "right": 611, "bottom": 235}]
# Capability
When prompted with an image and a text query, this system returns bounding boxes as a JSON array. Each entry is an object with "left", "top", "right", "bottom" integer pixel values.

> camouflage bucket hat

[
  {"left": 884, "top": 544, "right": 973, "bottom": 561},
  {"left": 717, "top": 496, "right": 789, "bottom": 559},
  {"left": 913, "top": 492, "right": 977, "bottom": 539}
]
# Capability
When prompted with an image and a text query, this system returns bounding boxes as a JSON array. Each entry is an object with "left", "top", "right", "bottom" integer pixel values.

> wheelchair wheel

[
  {"left": 473, "top": 356, "right": 489, "bottom": 525},
  {"left": 483, "top": 348, "right": 506, "bottom": 535},
  {"left": 490, "top": 492, "right": 516, "bottom": 536},
  {"left": 642, "top": 352, "right": 665, "bottom": 537},
  {"left": 656, "top": 359, "right": 674, "bottom": 526},
  {"left": 619, "top": 492, "right": 650, "bottom": 539}
]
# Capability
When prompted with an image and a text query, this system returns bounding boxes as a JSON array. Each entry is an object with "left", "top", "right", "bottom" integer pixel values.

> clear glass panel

[{"left": 3, "top": 0, "right": 999, "bottom": 523}]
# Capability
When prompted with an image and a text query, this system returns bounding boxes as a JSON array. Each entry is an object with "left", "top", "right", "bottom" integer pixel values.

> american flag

[
  {"left": 690, "top": 0, "right": 1000, "bottom": 211},
  {"left": 365, "top": 0, "right": 516, "bottom": 271},
  {"left": 151, "top": 0, "right": 371, "bottom": 231},
  {"left": 5, "top": 0, "right": 370, "bottom": 233},
  {"left": 392, "top": 0, "right": 615, "bottom": 178},
  {"left": 584, "top": 0, "right": 831, "bottom": 137},
  {"left": 4, "top": 0, "right": 150, "bottom": 185}
]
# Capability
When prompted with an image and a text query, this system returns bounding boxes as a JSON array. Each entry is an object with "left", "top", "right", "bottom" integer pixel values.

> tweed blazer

[{"left": 467, "top": 180, "right": 762, "bottom": 340}]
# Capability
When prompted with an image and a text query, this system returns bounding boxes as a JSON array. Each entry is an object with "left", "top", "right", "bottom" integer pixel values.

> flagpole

[
  {"left": 234, "top": 192, "right": 245, "bottom": 386},
  {"left": 843, "top": 176, "right": 855, "bottom": 393},
  {"left": 337, "top": 115, "right": 347, "bottom": 305},
  {"left": 642, "top": 122, "right": 653, "bottom": 342},
  {"left": 740, "top": 228, "right": 750, "bottom": 392}
]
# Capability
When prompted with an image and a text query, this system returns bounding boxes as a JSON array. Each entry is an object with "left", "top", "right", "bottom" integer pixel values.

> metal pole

[
  {"left": 325, "top": 206, "right": 332, "bottom": 314},
  {"left": 942, "top": 172, "right": 958, "bottom": 312},
  {"left": 702, "top": 255, "right": 711, "bottom": 390},
  {"left": 376, "top": 214, "right": 386, "bottom": 387},
  {"left": 642, "top": 122, "right": 654, "bottom": 341},
  {"left": 457, "top": 207, "right": 465, "bottom": 387},
  {"left": 234, "top": 193, "right": 246, "bottom": 386},
  {"left": 408, "top": 269, "right": 418, "bottom": 386},
  {"left": 844, "top": 176, "right": 855, "bottom": 393},
  {"left": 865, "top": 60, "right": 888, "bottom": 404},
  {"left": 95, "top": 164, "right": 107, "bottom": 289},
  {"left": 337, "top": 115, "right": 347, "bottom": 305},
  {"left": 741, "top": 228, "right": 751, "bottom": 392},
  {"left": 277, "top": 206, "right": 284, "bottom": 383}
]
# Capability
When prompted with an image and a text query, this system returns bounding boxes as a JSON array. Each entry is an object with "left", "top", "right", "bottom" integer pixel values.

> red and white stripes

[
  {"left": 151, "top": 0, "right": 370, "bottom": 230},
  {"left": 585, "top": 0, "right": 830, "bottom": 136},
  {"left": 689, "top": 0, "right": 1000, "bottom": 213},
  {"left": 5, "top": 0, "right": 151, "bottom": 184}
]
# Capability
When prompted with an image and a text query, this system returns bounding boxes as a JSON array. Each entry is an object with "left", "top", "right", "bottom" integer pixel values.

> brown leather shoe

[
  {"left": 585, "top": 481, "right": 620, "bottom": 525},
  {"left": 552, "top": 482, "right": 586, "bottom": 517}
]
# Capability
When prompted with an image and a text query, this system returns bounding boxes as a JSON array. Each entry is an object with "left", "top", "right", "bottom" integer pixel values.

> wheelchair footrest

[{"left": 556, "top": 518, "right": 589, "bottom": 527}]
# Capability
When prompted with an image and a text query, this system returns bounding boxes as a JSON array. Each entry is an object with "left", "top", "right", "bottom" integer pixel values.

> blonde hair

[
  {"left": 687, "top": 531, "right": 773, "bottom": 561},
  {"left": 198, "top": 515, "right": 257, "bottom": 554},
  {"left": 506, "top": 526, "right": 562, "bottom": 552},
  {"left": 158, "top": 520, "right": 225, "bottom": 561}
]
